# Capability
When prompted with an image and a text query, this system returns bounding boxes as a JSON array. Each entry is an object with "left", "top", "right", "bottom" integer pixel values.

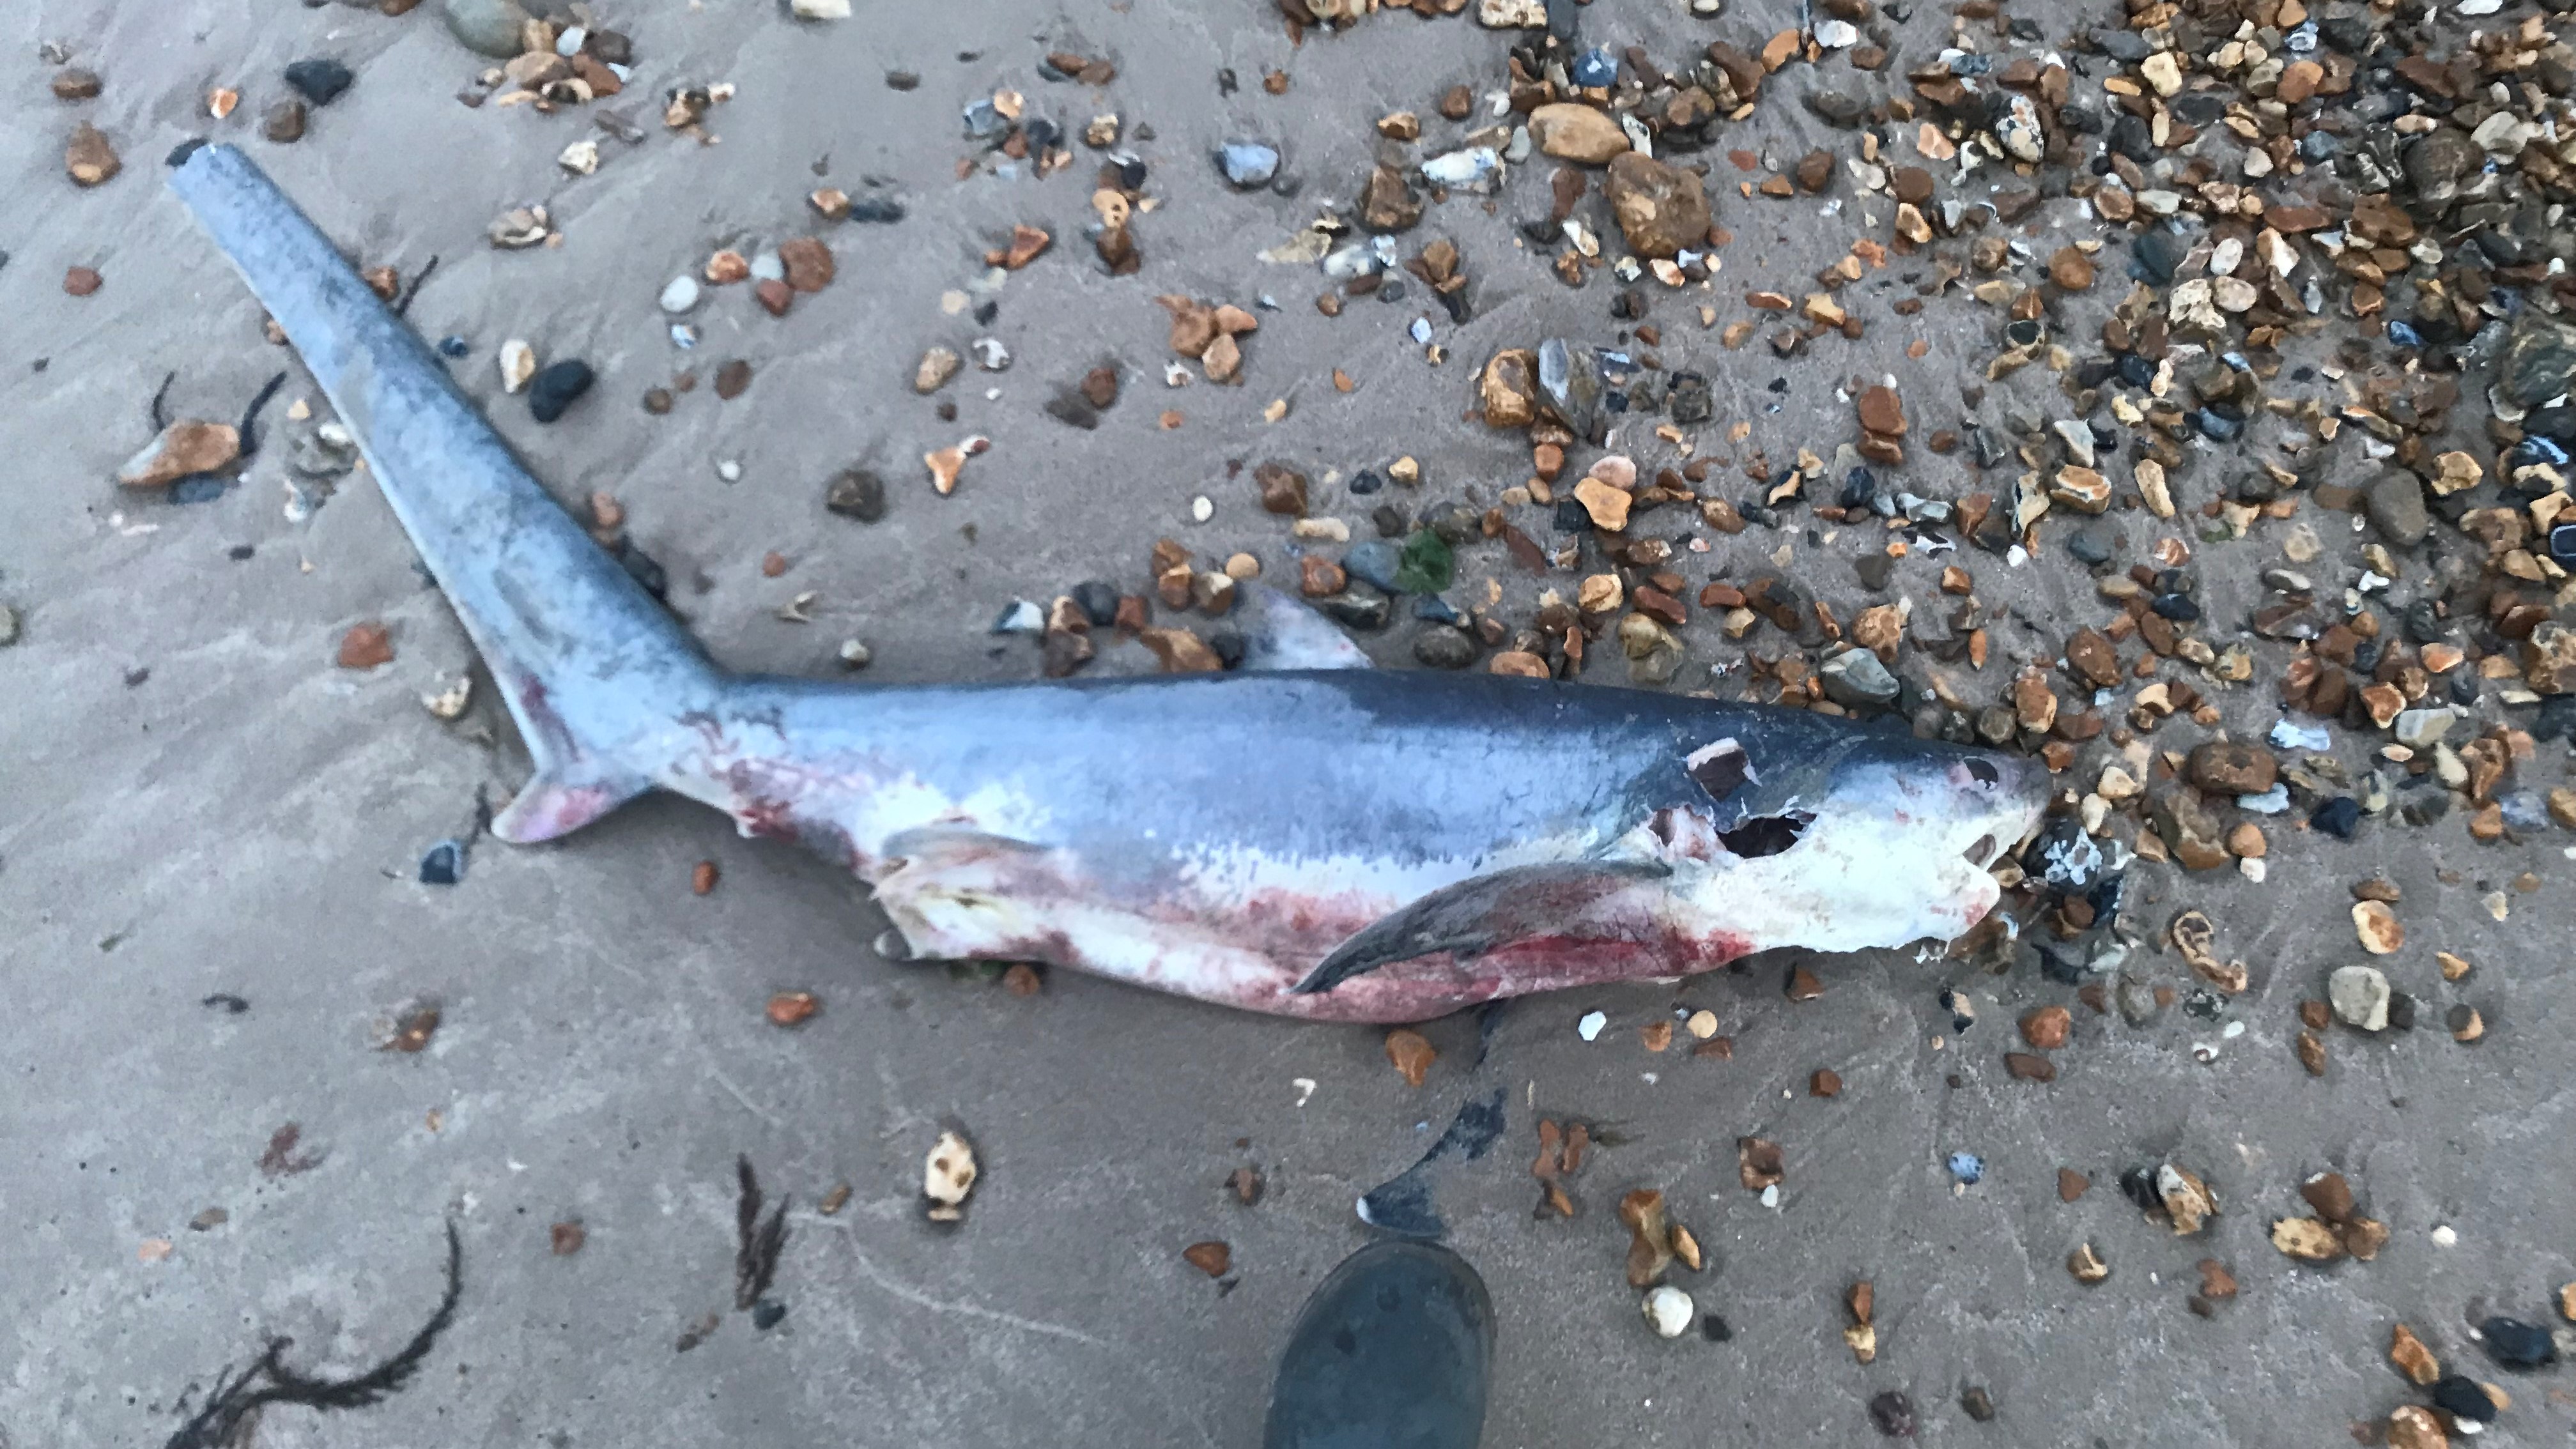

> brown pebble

[
  {"left": 761, "top": 551, "right": 789, "bottom": 578},
  {"left": 263, "top": 100, "right": 307, "bottom": 143},
  {"left": 1641, "top": 1020, "right": 1674, "bottom": 1052},
  {"left": 2296, "top": 1031, "right": 2327, "bottom": 1076},
  {"left": 2019, "top": 1004, "right": 2071, "bottom": 1050},
  {"left": 643, "top": 387, "right": 673, "bottom": 414},
  {"left": 715, "top": 358, "right": 753, "bottom": 399},
  {"left": 765, "top": 990, "right": 819, "bottom": 1027},
  {"left": 755, "top": 278, "right": 794, "bottom": 316},
  {"left": 2049, "top": 245, "right": 2094, "bottom": 291},
  {"left": 2297, "top": 999, "right": 2331, "bottom": 1031},
  {"left": 550, "top": 1220, "right": 585, "bottom": 1255},
  {"left": 2299, "top": 1170, "right": 2355, "bottom": 1224},
  {"left": 1809, "top": 1068, "right": 1841, "bottom": 1097},
  {"left": 1182, "top": 1241, "right": 1231, "bottom": 1277},
  {"left": 778, "top": 236, "right": 835, "bottom": 292},
  {"left": 1080, "top": 364, "right": 1120, "bottom": 410},
  {"left": 1785, "top": 965, "right": 1823, "bottom": 1000},
  {"left": 2389, "top": 1323, "right": 2440, "bottom": 1386},
  {"left": 819, "top": 1183, "right": 852, "bottom": 1215},
  {"left": 2057, "top": 1168, "right": 2090, "bottom": 1202},
  {"left": 2003, "top": 1051, "right": 2057, "bottom": 1082},
  {"left": 1385, "top": 1027, "right": 1437, "bottom": 1087},
  {"left": 64, "top": 265, "right": 102, "bottom": 296},
  {"left": 1438, "top": 84, "right": 1474, "bottom": 119},
  {"left": 2196, "top": 1259, "right": 2237, "bottom": 1300},
  {"left": 1003, "top": 963, "right": 1042, "bottom": 996},
  {"left": 2067, "top": 1243, "right": 2109, "bottom": 1284},
  {"left": 52, "top": 68, "right": 104, "bottom": 102},
  {"left": 1228, "top": 1166, "right": 1265, "bottom": 1205},
  {"left": 65, "top": 122, "right": 120, "bottom": 187},
  {"left": 336, "top": 621, "right": 394, "bottom": 670},
  {"left": 691, "top": 860, "right": 719, "bottom": 894}
]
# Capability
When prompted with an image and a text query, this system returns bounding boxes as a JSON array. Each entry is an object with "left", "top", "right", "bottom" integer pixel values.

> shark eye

[{"left": 1964, "top": 758, "right": 2000, "bottom": 789}]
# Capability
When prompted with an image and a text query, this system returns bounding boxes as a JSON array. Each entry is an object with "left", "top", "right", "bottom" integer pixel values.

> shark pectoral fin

[
  {"left": 1237, "top": 581, "right": 1371, "bottom": 671},
  {"left": 491, "top": 765, "right": 655, "bottom": 844},
  {"left": 1290, "top": 861, "right": 1672, "bottom": 995}
]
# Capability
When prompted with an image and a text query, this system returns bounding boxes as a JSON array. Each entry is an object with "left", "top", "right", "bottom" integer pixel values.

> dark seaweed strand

[
  {"left": 234, "top": 372, "right": 288, "bottom": 460},
  {"left": 150, "top": 370, "right": 178, "bottom": 433},
  {"left": 162, "top": 1220, "right": 463, "bottom": 1449},
  {"left": 733, "top": 1155, "right": 789, "bottom": 1310},
  {"left": 392, "top": 255, "right": 438, "bottom": 318}
]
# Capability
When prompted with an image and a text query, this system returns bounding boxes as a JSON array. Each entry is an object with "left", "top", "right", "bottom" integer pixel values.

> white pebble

[
  {"left": 1191, "top": 495, "right": 1213, "bottom": 523},
  {"left": 716, "top": 460, "right": 743, "bottom": 482},
  {"left": 1759, "top": 1183, "right": 1780, "bottom": 1209},
  {"left": 750, "top": 250, "right": 787, "bottom": 283},
  {"left": 2432, "top": 1225, "right": 2457, "bottom": 1246},
  {"left": 1642, "top": 1285, "right": 1694, "bottom": 1338},
  {"left": 658, "top": 275, "right": 702, "bottom": 315},
  {"left": 1577, "top": 1010, "right": 1607, "bottom": 1041}
]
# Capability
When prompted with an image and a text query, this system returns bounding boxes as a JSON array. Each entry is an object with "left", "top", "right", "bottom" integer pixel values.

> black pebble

[
  {"left": 528, "top": 360, "right": 594, "bottom": 423},
  {"left": 1960, "top": 1385, "right": 1996, "bottom": 1422},
  {"left": 2480, "top": 1317, "right": 2557, "bottom": 1369},
  {"left": 284, "top": 58, "right": 354, "bottom": 107},
  {"left": 1700, "top": 1314, "right": 1732, "bottom": 1342},
  {"left": 1853, "top": 553, "right": 1895, "bottom": 590},
  {"left": 2310, "top": 795, "right": 2362, "bottom": 839},
  {"left": 227, "top": 544, "right": 256, "bottom": 561},
  {"left": 1071, "top": 581, "right": 1120, "bottom": 626},
  {"left": 751, "top": 1299, "right": 787, "bottom": 1330},
  {"left": 619, "top": 542, "right": 668, "bottom": 599},
  {"left": 1348, "top": 468, "right": 1384, "bottom": 496},
  {"left": 419, "top": 841, "right": 462, "bottom": 886},
  {"left": 847, "top": 195, "right": 906, "bottom": 224},
  {"left": 2118, "top": 1166, "right": 2161, "bottom": 1213},
  {"left": 1209, "top": 629, "right": 1247, "bottom": 669},
  {"left": 2150, "top": 592, "right": 2201, "bottom": 622},
  {"left": 201, "top": 993, "right": 251, "bottom": 1013},
  {"left": 2431, "top": 1375, "right": 2498, "bottom": 1420},
  {"left": 1867, "top": 1391, "right": 1917, "bottom": 1438},
  {"left": 824, "top": 468, "right": 887, "bottom": 523},
  {"left": 1554, "top": 500, "right": 1590, "bottom": 532}
]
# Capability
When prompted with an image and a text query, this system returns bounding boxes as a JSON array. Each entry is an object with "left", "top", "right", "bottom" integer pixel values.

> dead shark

[{"left": 168, "top": 144, "right": 2046, "bottom": 1023}]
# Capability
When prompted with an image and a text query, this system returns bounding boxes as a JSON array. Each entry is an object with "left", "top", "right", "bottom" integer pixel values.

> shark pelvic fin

[{"left": 491, "top": 763, "right": 655, "bottom": 844}]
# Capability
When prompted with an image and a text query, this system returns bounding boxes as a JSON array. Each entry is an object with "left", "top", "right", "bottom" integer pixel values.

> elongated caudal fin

[{"left": 169, "top": 145, "right": 718, "bottom": 843}]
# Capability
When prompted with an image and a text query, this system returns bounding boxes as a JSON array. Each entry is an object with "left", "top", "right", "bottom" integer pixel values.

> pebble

[
  {"left": 1642, "top": 1285, "right": 1693, "bottom": 1338},
  {"left": 824, "top": 468, "right": 885, "bottom": 522},
  {"left": 658, "top": 276, "right": 701, "bottom": 314},
  {"left": 1947, "top": 1152, "right": 1984, "bottom": 1185},
  {"left": 65, "top": 123, "right": 119, "bottom": 187},
  {"left": 442, "top": 0, "right": 532, "bottom": 57},
  {"left": 2329, "top": 965, "right": 2391, "bottom": 1032},
  {"left": 1414, "top": 626, "right": 1478, "bottom": 670},
  {"left": 263, "top": 100, "right": 307, "bottom": 143},
  {"left": 528, "top": 360, "right": 594, "bottom": 422},
  {"left": 1577, "top": 1009, "right": 1607, "bottom": 1041},
  {"left": 419, "top": 839, "right": 463, "bottom": 885},
  {"left": 2480, "top": 1317, "right": 2557, "bottom": 1369},
  {"left": 1216, "top": 139, "right": 1279, "bottom": 189},
  {"left": 283, "top": 58, "right": 353, "bottom": 107},
  {"left": 498, "top": 338, "right": 536, "bottom": 394}
]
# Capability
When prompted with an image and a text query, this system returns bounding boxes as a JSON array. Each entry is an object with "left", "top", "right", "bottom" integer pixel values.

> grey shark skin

[{"left": 169, "top": 146, "right": 2046, "bottom": 1023}]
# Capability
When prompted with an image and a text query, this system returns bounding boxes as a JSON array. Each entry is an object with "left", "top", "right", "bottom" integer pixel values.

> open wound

[{"left": 1674, "top": 739, "right": 1810, "bottom": 859}]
